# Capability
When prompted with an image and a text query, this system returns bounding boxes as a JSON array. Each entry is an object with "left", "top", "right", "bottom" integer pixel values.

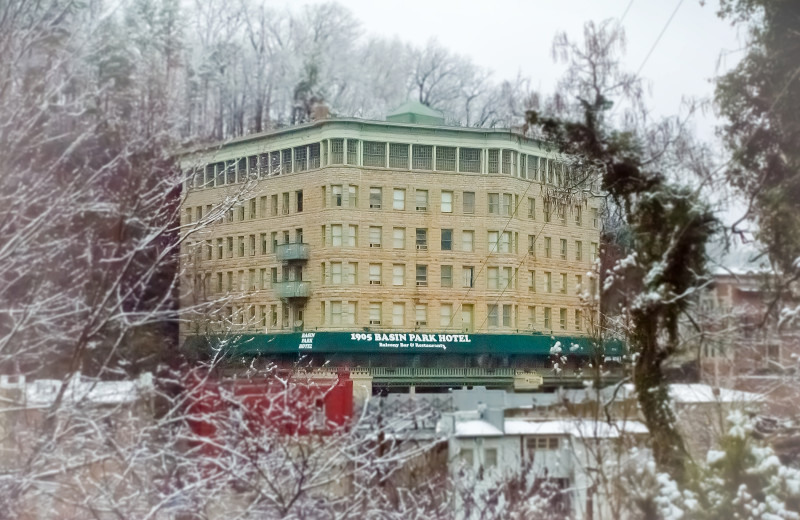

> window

[
  {"left": 331, "top": 138, "right": 344, "bottom": 164},
  {"left": 529, "top": 270, "right": 536, "bottom": 292},
  {"left": 591, "top": 242, "right": 598, "bottom": 261},
  {"left": 393, "top": 188, "right": 405, "bottom": 210},
  {"left": 488, "top": 304, "right": 499, "bottom": 327},
  {"left": 528, "top": 235, "right": 536, "bottom": 256},
  {"left": 331, "top": 224, "right": 342, "bottom": 247},
  {"left": 332, "top": 185, "right": 343, "bottom": 207},
  {"left": 488, "top": 193, "right": 500, "bottom": 214},
  {"left": 369, "top": 264, "right": 382, "bottom": 285},
  {"left": 260, "top": 268, "right": 267, "bottom": 290},
  {"left": 416, "top": 228, "right": 428, "bottom": 250},
  {"left": 217, "top": 238, "right": 223, "bottom": 260},
  {"left": 346, "top": 225, "right": 357, "bottom": 247},
  {"left": 575, "top": 205, "right": 582, "bottom": 226},
  {"left": 488, "top": 267, "right": 499, "bottom": 290},
  {"left": 529, "top": 306, "right": 536, "bottom": 328},
  {"left": 389, "top": 143, "right": 409, "bottom": 168},
  {"left": 248, "top": 269, "right": 256, "bottom": 290},
  {"left": 348, "top": 185, "right": 358, "bottom": 208},
  {"left": 560, "top": 239, "right": 567, "bottom": 260},
  {"left": 502, "top": 150, "right": 514, "bottom": 174},
  {"left": 237, "top": 205, "right": 245, "bottom": 221},
  {"left": 363, "top": 141, "right": 386, "bottom": 167},
  {"left": 528, "top": 197, "right": 536, "bottom": 219},
  {"left": 462, "top": 230, "right": 474, "bottom": 252},
  {"left": 576, "top": 274, "right": 583, "bottom": 294},
  {"left": 226, "top": 271, "right": 233, "bottom": 292},
  {"left": 393, "top": 264, "right": 405, "bottom": 286},
  {"left": 463, "top": 191, "right": 475, "bottom": 214},
  {"left": 463, "top": 266, "right": 474, "bottom": 288},
  {"left": 415, "top": 189, "right": 428, "bottom": 211},
  {"left": 415, "top": 303, "right": 428, "bottom": 326},
  {"left": 436, "top": 146, "right": 456, "bottom": 171},
  {"left": 489, "top": 231, "right": 511, "bottom": 253},
  {"left": 576, "top": 241, "right": 582, "bottom": 261},
  {"left": 560, "top": 308, "right": 567, "bottom": 330},
  {"left": 416, "top": 264, "right": 428, "bottom": 286},
  {"left": 227, "top": 237, "right": 234, "bottom": 257},
  {"left": 369, "top": 226, "right": 382, "bottom": 248},
  {"left": 543, "top": 200, "right": 551, "bottom": 222},
  {"left": 561, "top": 273, "right": 568, "bottom": 294},
  {"left": 501, "top": 193, "right": 512, "bottom": 216},
  {"left": 331, "top": 301, "right": 342, "bottom": 325},
  {"left": 216, "top": 272, "right": 223, "bottom": 292},
  {"left": 544, "top": 307, "right": 551, "bottom": 329},
  {"left": 260, "top": 196, "right": 267, "bottom": 217},
  {"left": 282, "top": 192, "right": 290, "bottom": 214},
  {"left": 503, "top": 304, "right": 512, "bottom": 327},
  {"left": 290, "top": 146, "right": 306, "bottom": 172},
  {"left": 441, "top": 265, "right": 453, "bottom": 287},
  {"left": 249, "top": 198, "right": 257, "bottom": 219},
  {"left": 459, "top": 148, "right": 481, "bottom": 173},
  {"left": 488, "top": 149, "right": 499, "bottom": 173},
  {"left": 501, "top": 267, "right": 512, "bottom": 289},
  {"left": 296, "top": 190, "right": 303, "bottom": 212},
  {"left": 369, "top": 187, "right": 382, "bottom": 209},
  {"left": 592, "top": 208, "right": 599, "bottom": 228},
  {"left": 412, "top": 144, "right": 433, "bottom": 170},
  {"left": 545, "top": 272, "right": 552, "bottom": 293},
  {"left": 331, "top": 262, "right": 342, "bottom": 284},
  {"left": 347, "top": 140, "right": 358, "bottom": 165},
  {"left": 441, "top": 229, "right": 453, "bottom": 251},
  {"left": 309, "top": 143, "right": 320, "bottom": 168},
  {"left": 462, "top": 304, "right": 474, "bottom": 332},
  {"left": 545, "top": 237, "right": 551, "bottom": 258},
  {"left": 369, "top": 303, "right": 382, "bottom": 325},
  {"left": 345, "top": 262, "right": 357, "bottom": 285},
  {"left": 440, "top": 303, "right": 453, "bottom": 328},
  {"left": 558, "top": 204, "right": 566, "bottom": 224},
  {"left": 575, "top": 309, "right": 582, "bottom": 331},
  {"left": 392, "top": 302, "right": 405, "bottom": 326},
  {"left": 393, "top": 227, "right": 405, "bottom": 249},
  {"left": 441, "top": 191, "right": 453, "bottom": 213},
  {"left": 249, "top": 234, "right": 256, "bottom": 255}
]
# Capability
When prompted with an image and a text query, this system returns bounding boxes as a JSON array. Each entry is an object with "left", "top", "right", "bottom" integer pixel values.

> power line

[
  {"left": 635, "top": 0, "right": 685, "bottom": 77},
  {"left": 619, "top": 0, "right": 635, "bottom": 23}
]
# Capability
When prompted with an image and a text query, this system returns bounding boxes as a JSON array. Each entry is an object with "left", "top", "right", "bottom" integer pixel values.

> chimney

[{"left": 312, "top": 102, "right": 330, "bottom": 121}]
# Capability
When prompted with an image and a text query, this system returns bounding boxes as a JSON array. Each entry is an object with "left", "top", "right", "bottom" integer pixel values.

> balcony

[
  {"left": 275, "top": 242, "right": 309, "bottom": 262},
  {"left": 274, "top": 281, "right": 311, "bottom": 299}
]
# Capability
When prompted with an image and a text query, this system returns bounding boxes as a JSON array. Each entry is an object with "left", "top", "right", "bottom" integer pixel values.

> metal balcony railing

[
  {"left": 274, "top": 281, "right": 310, "bottom": 298},
  {"left": 275, "top": 242, "right": 309, "bottom": 262}
]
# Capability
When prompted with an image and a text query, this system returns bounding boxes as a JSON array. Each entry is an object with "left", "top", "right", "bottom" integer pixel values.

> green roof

[{"left": 386, "top": 100, "right": 446, "bottom": 125}]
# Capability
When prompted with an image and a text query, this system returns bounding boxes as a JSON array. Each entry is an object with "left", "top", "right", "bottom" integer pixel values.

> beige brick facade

[{"left": 180, "top": 118, "right": 602, "bottom": 342}]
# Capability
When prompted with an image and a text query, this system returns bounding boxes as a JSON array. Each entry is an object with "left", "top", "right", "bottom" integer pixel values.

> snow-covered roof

[
  {"left": 455, "top": 420, "right": 504, "bottom": 437},
  {"left": 668, "top": 384, "right": 765, "bottom": 404},
  {"left": 505, "top": 419, "right": 648, "bottom": 439},
  {"left": 610, "top": 383, "right": 764, "bottom": 405},
  {"left": 451, "top": 417, "right": 648, "bottom": 439},
  {"left": 23, "top": 373, "right": 153, "bottom": 407}
]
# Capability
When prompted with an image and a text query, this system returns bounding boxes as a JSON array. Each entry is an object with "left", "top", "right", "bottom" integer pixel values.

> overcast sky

[{"left": 271, "top": 0, "right": 744, "bottom": 143}]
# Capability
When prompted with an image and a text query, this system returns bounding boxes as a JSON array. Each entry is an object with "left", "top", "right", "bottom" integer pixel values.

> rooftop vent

[{"left": 386, "top": 100, "right": 445, "bottom": 126}]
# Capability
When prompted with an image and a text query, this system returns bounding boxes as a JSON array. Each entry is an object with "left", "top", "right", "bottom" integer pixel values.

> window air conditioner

[
  {"left": 416, "top": 321, "right": 427, "bottom": 326},
  {"left": 370, "top": 204, "right": 382, "bottom": 209},
  {"left": 416, "top": 281, "right": 427, "bottom": 287},
  {"left": 416, "top": 206, "right": 427, "bottom": 211},
  {"left": 369, "top": 280, "right": 382, "bottom": 285},
  {"left": 416, "top": 245, "right": 427, "bottom": 250},
  {"left": 369, "top": 243, "right": 382, "bottom": 248},
  {"left": 369, "top": 320, "right": 382, "bottom": 325}
]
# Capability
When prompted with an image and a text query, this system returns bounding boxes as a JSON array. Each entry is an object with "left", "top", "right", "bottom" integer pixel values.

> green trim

[{"left": 185, "top": 331, "right": 624, "bottom": 358}]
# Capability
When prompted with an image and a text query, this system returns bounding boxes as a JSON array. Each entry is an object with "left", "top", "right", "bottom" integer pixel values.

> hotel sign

[{"left": 188, "top": 331, "right": 624, "bottom": 357}]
